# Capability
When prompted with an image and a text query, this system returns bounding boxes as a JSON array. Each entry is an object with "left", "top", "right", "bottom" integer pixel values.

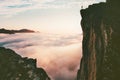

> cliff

[
  {"left": 0, "top": 47, "right": 50, "bottom": 80},
  {"left": 77, "top": 0, "right": 120, "bottom": 80}
]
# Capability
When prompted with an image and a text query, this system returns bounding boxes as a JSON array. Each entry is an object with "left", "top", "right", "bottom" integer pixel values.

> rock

[
  {"left": 0, "top": 47, "right": 50, "bottom": 80},
  {"left": 77, "top": 0, "right": 120, "bottom": 80}
]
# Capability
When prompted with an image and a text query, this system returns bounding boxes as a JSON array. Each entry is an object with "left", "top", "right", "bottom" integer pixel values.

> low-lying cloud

[{"left": 0, "top": 33, "right": 82, "bottom": 80}]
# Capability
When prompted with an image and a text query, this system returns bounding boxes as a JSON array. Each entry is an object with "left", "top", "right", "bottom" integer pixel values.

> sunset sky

[{"left": 0, "top": 0, "right": 106, "bottom": 34}]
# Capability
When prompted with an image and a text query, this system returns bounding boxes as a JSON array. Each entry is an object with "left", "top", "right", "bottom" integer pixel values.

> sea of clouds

[{"left": 0, "top": 33, "right": 82, "bottom": 80}]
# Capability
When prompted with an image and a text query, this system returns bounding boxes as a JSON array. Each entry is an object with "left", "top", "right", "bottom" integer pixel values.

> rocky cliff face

[
  {"left": 0, "top": 47, "right": 50, "bottom": 80},
  {"left": 77, "top": 0, "right": 120, "bottom": 80}
]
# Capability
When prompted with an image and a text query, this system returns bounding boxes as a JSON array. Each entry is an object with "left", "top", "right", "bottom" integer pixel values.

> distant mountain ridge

[{"left": 0, "top": 28, "right": 35, "bottom": 34}]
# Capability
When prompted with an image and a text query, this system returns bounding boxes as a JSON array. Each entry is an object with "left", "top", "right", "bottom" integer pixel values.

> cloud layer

[
  {"left": 0, "top": 33, "right": 82, "bottom": 80},
  {"left": 0, "top": 0, "right": 106, "bottom": 16}
]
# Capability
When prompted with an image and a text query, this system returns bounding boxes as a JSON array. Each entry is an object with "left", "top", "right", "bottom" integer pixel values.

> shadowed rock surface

[
  {"left": 0, "top": 47, "right": 50, "bottom": 80},
  {"left": 77, "top": 0, "right": 120, "bottom": 80}
]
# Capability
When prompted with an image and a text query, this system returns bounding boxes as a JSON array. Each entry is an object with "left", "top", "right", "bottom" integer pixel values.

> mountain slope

[{"left": 0, "top": 47, "right": 50, "bottom": 80}]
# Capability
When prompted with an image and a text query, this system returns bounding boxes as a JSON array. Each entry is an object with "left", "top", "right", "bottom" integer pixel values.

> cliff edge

[
  {"left": 0, "top": 47, "right": 50, "bottom": 80},
  {"left": 77, "top": 0, "right": 120, "bottom": 80}
]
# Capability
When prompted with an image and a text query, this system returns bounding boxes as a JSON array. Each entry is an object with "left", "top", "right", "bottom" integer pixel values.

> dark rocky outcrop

[
  {"left": 77, "top": 0, "right": 120, "bottom": 80},
  {"left": 0, "top": 47, "right": 50, "bottom": 80},
  {"left": 0, "top": 28, "right": 35, "bottom": 34}
]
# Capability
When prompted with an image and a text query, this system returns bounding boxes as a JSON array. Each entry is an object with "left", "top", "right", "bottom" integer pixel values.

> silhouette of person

[{"left": 81, "top": 6, "right": 83, "bottom": 9}]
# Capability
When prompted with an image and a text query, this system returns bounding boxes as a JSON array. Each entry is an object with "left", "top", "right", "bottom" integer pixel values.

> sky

[{"left": 0, "top": 0, "right": 106, "bottom": 34}]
